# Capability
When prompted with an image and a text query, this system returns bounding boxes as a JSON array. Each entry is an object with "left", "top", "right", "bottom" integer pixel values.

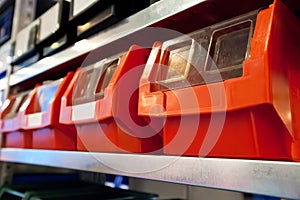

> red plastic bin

[
  {"left": 138, "top": 0, "right": 300, "bottom": 160},
  {"left": 0, "top": 89, "right": 37, "bottom": 148},
  {"left": 20, "top": 72, "right": 76, "bottom": 150},
  {"left": 60, "top": 45, "right": 162, "bottom": 153}
]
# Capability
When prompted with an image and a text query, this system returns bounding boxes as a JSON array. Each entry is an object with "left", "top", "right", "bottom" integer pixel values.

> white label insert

[
  {"left": 72, "top": 102, "right": 96, "bottom": 121},
  {"left": 27, "top": 113, "right": 43, "bottom": 127}
]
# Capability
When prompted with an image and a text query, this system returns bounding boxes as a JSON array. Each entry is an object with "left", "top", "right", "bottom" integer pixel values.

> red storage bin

[
  {"left": 20, "top": 72, "right": 76, "bottom": 150},
  {"left": 138, "top": 0, "right": 300, "bottom": 160},
  {"left": 0, "top": 89, "right": 37, "bottom": 148},
  {"left": 60, "top": 45, "right": 162, "bottom": 153}
]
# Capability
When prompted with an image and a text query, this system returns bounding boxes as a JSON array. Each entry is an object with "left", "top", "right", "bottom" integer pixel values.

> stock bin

[
  {"left": 60, "top": 45, "right": 162, "bottom": 153},
  {"left": 20, "top": 73, "right": 76, "bottom": 150},
  {"left": 0, "top": 88, "right": 37, "bottom": 148},
  {"left": 138, "top": 0, "right": 300, "bottom": 160},
  {"left": 12, "top": 19, "right": 39, "bottom": 67},
  {"left": 36, "top": 0, "right": 70, "bottom": 56},
  {"left": 69, "top": 0, "right": 150, "bottom": 39}
]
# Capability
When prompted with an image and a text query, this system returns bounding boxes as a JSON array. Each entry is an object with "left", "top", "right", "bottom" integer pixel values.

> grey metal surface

[
  {"left": 9, "top": 0, "right": 206, "bottom": 86},
  {"left": 1, "top": 148, "right": 300, "bottom": 199}
]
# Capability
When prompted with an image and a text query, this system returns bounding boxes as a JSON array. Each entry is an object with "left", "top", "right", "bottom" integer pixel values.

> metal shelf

[
  {"left": 4, "top": 1, "right": 300, "bottom": 199},
  {"left": 9, "top": 0, "right": 206, "bottom": 86},
  {"left": 1, "top": 148, "right": 300, "bottom": 199}
]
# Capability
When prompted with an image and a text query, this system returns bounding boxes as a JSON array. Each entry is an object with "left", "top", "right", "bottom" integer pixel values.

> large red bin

[
  {"left": 60, "top": 45, "right": 162, "bottom": 153},
  {"left": 20, "top": 72, "right": 76, "bottom": 150},
  {"left": 138, "top": 0, "right": 300, "bottom": 160},
  {"left": 0, "top": 89, "right": 37, "bottom": 148}
]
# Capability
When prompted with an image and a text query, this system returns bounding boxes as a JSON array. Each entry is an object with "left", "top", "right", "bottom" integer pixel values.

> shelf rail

[{"left": 1, "top": 148, "right": 300, "bottom": 199}]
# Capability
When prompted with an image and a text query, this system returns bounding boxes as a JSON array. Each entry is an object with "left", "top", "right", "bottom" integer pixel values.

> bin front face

[
  {"left": 0, "top": 91, "right": 33, "bottom": 148},
  {"left": 23, "top": 78, "right": 65, "bottom": 130},
  {"left": 69, "top": 46, "right": 162, "bottom": 153},
  {"left": 2, "top": 94, "right": 28, "bottom": 120},
  {"left": 14, "top": 19, "right": 39, "bottom": 60},
  {"left": 70, "top": 56, "right": 121, "bottom": 151},
  {"left": 0, "top": 92, "right": 30, "bottom": 132},
  {"left": 139, "top": 2, "right": 297, "bottom": 160},
  {"left": 21, "top": 74, "right": 77, "bottom": 150},
  {"left": 38, "top": 3, "right": 60, "bottom": 42},
  {"left": 4, "top": 131, "right": 32, "bottom": 148}
]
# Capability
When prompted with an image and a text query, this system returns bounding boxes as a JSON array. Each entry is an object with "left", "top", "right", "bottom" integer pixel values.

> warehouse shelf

[
  {"left": 9, "top": 0, "right": 206, "bottom": 86},
  {"left": 3, "top": 0, "right": 300, "bottom": 199},
  {"left": 1, "top": 148, "right": 300, "bottom": 199}
]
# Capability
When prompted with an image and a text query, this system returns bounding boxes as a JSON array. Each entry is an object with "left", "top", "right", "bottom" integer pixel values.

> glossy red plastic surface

[
  {"left": 60, "top": 45, "right": 163, "bottom": 153},
  {"left": 20, "top": 72, "right": 76, "bottom": 150},
  {"left": 0, "top": 88, "right": 38, "bottom": 148},
  {"left": 139, "top": 0, "right": 300, "bottom": 160},
  {"left": 4, "top": 131, "right": 32, "bottom": 148}
]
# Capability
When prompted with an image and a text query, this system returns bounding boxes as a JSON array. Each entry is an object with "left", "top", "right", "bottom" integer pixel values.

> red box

[
  {"left": 20, "top": 72, "right": 76, "bottom": 150},
  {"left": 138, "top": 0, "right": 300, "bottom": 160},
  {"left": 60, "top": 45, "right": 162, "bottom": 153},
  {"left": 0, "top": 89, "right": 37, "bottom": 148}
]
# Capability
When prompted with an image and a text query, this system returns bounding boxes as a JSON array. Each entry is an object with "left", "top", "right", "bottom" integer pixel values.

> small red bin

[
  {"left": 60, "top": 45, "right": 162, "bottom": 153},
  {"left": 20, "top": 72, "right": 76, "bottom": 150},
  {"left": 138, "top": 0, "right": 300, "bottom": 160},
  {"left": 0, "top": 89, "right": 36, "bottom": 148}
]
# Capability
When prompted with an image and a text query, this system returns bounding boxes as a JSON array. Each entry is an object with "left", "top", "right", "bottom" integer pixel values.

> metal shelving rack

[
  {"left": 1, "top": 149, "right": 300, "bottom": 199},
  {"left": 8, "top": 0, "right": 206, "bottom": 86},
  {"left": 1, "top": 0, "right": 300, "bottom": 199}
]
